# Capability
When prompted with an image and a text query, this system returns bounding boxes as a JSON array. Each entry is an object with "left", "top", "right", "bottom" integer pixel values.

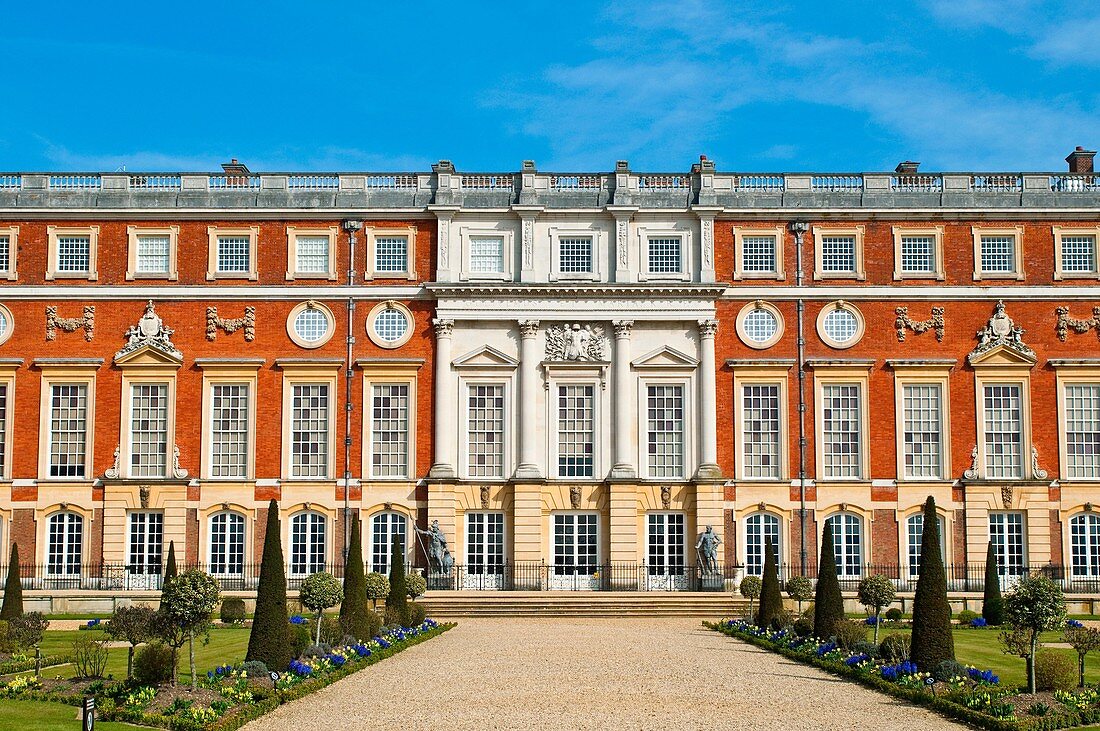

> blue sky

[{"left": 2, "top": 0, "right": 1098, "bottom": 173}]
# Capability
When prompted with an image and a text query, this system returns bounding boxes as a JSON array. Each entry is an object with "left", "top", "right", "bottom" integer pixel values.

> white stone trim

[
  {"left": 1052, "top": 225, "right": 1100, "bottom": 281},
  {"left": 126, "top": 225, "right": 179, "bottom": 281},
  {"left": 46, "top": 225, "right": 99, "bottom": 281},
  {"left": 735, "top": 300, "right": 784, "bottom": 349},
  {"left": 285, "top": 226, "right": 339, "bottom": 281},
  {"left": 286, "top": 301, "right": 336, "bottom": 349},
  {"left": 0, "top": 226, "right": 19, "bottom": 280},
  {"left": 364, "top": 225, "right": 418, "bottom": 281},
  {"left": 548, "top": 224, "right": 606, "bottom": 282},
  {"left": 815, "top": 300, "right": 865, "bottom": 350},
  {"left": 365, "top": 301, "right": 414, "bottom": 349}
]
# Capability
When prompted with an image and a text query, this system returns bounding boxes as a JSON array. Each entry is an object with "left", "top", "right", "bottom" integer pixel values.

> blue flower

[
  {"left": 1068, "top": 619, "right": 1085, "bottom": 629},
  {"left": 207, "top": 671, "right": 214, "bottom": 679},
  {"left": 290, "top": 615, "right": 307, "bottom": 625},
  {"left": 864, "top": 616, "right": 879, "bottom": 626},
  {"left": 970, "top": 617, "right": 987, "bottom": 628}
]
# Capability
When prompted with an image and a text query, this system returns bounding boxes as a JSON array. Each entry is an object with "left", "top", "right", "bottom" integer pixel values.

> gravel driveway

[{"left": 247, "top": 618, "right": 965, "bottom": 731}]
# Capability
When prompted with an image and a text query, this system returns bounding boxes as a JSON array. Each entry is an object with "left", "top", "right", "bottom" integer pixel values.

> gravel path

[{"left": 247, "top": 618, "right": 966, "bottom": 731}]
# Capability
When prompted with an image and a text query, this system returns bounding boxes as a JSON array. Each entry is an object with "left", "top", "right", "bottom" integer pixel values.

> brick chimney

[
  {"left": 1066, "top": 146, "right": 1095, "bottom": 173},
  {"left": 895, "top": 161, "right": 920, "bottom": 174}
]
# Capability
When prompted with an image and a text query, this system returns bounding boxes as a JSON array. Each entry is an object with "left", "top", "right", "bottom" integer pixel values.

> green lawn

[{"left": 0, "top": 699, "right": 139, "bottom": 730}]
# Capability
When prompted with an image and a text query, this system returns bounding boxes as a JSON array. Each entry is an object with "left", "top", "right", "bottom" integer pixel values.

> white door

[
  {"left": 551, "top": 513, "right": 599, "bottom": 590},
  {"left": 127, "top": 512, "right": 164, "bottom": 589},
  {"left": 989, "top": 512, "right": 1025, "bottom": 587},
  {"left": 464, "top": 512, "right": 505, "bottom": 589},
  {"left": 647, "top": 512, "right": 687, "bottom": 589}
]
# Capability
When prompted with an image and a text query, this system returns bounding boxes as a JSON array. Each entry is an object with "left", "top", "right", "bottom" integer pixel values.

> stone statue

[
  {"left": 545, "top": 323, "right": 607, "bottom": 361},
  {"left": 695, "top": 525, "right": 722, "bottom": 575},
  {"left": 969, "top": 300, "right": 1034, "bottom": 363},
  {"left": 415, "top": 520, "right": 454, "bottom": 574}
]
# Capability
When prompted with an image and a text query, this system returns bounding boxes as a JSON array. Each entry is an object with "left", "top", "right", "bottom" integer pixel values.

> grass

[{"left": 0, "top": 699, "right": 139, "bottom": 730}]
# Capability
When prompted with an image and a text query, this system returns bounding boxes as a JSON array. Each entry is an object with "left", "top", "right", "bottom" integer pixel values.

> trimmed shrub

[
  {"left": 247, "top": 500, "right": 291, "bottom": 672},
  {"left": 879, "top": 633, "right": 910, "bottom": 662},
  {"left": 319, "top": 616, "right": 344, "bottom": 646},
  {"left": 792, "top": 617, "right": 813, "bottom": 636},
  {"left": 813, "top": 522, "right": 845, "bottom": 640},
  {"left": 365, "top": 573, "right": 390, "bottom": 606},
  {"left": 771, "top": 609, "right": 794, "bottom": 631},
  {"left": 383, "top": 605, "right": 404, "bottom": 628},
  {"left": 339, "top": 517, "right": 373, "bottom": 642},
  {"left": 300, "top": 572, "right": 343, "bottom": 645},
  {"left": 957, "top": 609, "right": 980, "bottom": 626},
  {"left": 856, "top": 574, "right": 896, "bottom": 643},
  {"left": 290, "top": 622, "right": 311, "bottom": 659},
  {"left": 133, "top": 643, "right": 176, "bottom": 686},
  {"left": 739, "top": 575, "right": 761, "bottom": 620},
  {"left": 832, "top": 619, "right": 867, "bottom": 650},
  {"left": 0, "top": 543, "right": 23, "bottom": 620},
  {"left": 1064, "top": 625, "right": 1100, "bottom": 688},
  {"left": 786, "top": 576, "right": 813, "bottom": 613},
  {"left": 239, "top": 660, "right": 269, "bottom": 678},
  {"left": 982, "top": 540, "right": 1005, "bottom": 626},
  {"left": 1004, "top": 573, "right": 1068, "bottom": 694},
  {"left": 385, "top": 533, "right": 408, "bottom": 619},
  {"left": 1035, "top": 649, "right": 1077, "bottom": 692},
  {"left": 755, "top": 537, "right": 783, "bottom": 630},
  {"left": 933, "top": 659, "right": 967, "bottom": 682},
  {"left": 853, "top": 640, "right": 879, "bottom": 659},
  {"left": 405, "top": 602, "right": 427, "bottom": 627},
  {"left": 7, "top": 612, "right": 48, "bottom": 650},
  {"left": 220, "top": 598, "right": 247, "bottom": 624},
  {"left": 72, "top": 636, "right": 110, "bottom": 679},
  {"left": 106, "top": 604, "right": 156, "bottom": 679},
  {"left": 884, "top": 608, "right": 903, "bottom": 622},
  {"left": 163, "top": 540, "right": 178, "bottom": 583},
  {"left": 405, "top": 572, "right": 427, "bottom": 599},
  {"left": 910, "top": 496, "right": 955, "bottom": 672}
]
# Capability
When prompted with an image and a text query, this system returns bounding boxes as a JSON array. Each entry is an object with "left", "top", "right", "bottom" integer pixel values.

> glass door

[
  {"left": 989, "top": 512, "right": 1025, "bottom": 587},
  {"left": 647, "top": 512, "right": 686, "bottom": 589},
  {"left": 551, "top": 513, "right": 599, "bottom": 589},
  {"left": 464, "top": 512, "right": 505, "bottom": 589}
]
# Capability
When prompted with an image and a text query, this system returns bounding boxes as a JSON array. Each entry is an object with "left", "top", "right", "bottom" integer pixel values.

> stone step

[{"left": 419, "top": 591, "right": 750, "bottom": 617}]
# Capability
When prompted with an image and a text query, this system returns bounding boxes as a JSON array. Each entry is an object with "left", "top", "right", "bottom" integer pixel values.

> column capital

[
  {"left": 518, "top": 319, "right": 541, "bottom": 338},
  {"left": 432, "top": 318, "right": 455, "bottom": 337},
  {"left": 612, "top": 319, "right": 634, "bottom": 338},
  {"left": 698, "top": 319, "right": 719, "bottom": 338}
]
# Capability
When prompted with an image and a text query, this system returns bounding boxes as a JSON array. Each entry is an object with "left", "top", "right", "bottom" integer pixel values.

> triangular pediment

[
  {"left": 967, "top": 343, "right": 1036, "bottom": 367},
  {"left": 632, "top": 346, "right": 699, "bottom": 369},
  {"left": 452, "top": 345, "right": 518, "bottom": 369},
  {"left": 114, "top": 343, "right": 184, "bottom": 367}
]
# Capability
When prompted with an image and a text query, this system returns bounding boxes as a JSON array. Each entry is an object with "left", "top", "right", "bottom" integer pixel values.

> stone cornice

[{"left": 427, "top": 283, "right": 727, "bottom": 300}]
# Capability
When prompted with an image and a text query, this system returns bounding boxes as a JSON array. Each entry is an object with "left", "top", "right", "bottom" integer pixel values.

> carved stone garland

[
  {"left": 1055, "top": 305, "right": 1100, "bottom": 342},
  {"left": 894, "top": 305, "right": 944, "bottom": 343},
  {"left": 206, "top": 305, "right": 256, "bottom": 342},
  {"left": 46, "top": 305, "right": 95, "bottom": 341},
  {"left": 480, "top": 485, "right": 491, "bottom": 510}
]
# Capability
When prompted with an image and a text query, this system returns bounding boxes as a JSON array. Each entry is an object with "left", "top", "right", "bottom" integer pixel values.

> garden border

[{"left": 0, "top": 655, "right": 70, "bottom": 675}]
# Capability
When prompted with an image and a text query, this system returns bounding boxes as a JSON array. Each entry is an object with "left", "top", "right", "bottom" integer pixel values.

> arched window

[
  {"left": 906, "top": 512, "right": 946, "bottom": 578},
  {"left": 1070, "top": 513, "right": 1100, "bottom": 578},
  {"left": 744, "top": 513, "right": 781, "bottom": 576},
  {"left": 46, "top": 512, "right": 83, "bottom": 576},
  {"left": 209, "top": 512, "right": 245, "bottom": 576},
  {"left": 289, "top": 512, "right": 326, "bottom": 576},
  {"left": 825, "top": 513, "right": 862, "bottom": 578},
  {"left": 370, "top": 512, "right": 407, "bottom": 575}
]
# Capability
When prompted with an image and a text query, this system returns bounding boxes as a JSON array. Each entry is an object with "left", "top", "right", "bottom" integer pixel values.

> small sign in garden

[{"left": 82, "top": 696, "right": 95, "bottom": 731}]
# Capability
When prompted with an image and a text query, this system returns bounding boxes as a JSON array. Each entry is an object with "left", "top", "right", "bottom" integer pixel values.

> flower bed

[
  {"left": 0, "top": 654, "right": 70, "bottom": 675},
  {"left": 708, "top": 619, "right": 1100, "bottom": 731}
]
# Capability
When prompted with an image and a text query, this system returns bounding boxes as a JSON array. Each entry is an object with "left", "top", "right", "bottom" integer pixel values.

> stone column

[
  {"left": 610, "top": 320, "right": 635, "bottom": 479},
  {"left": 514, "top": 319, "right": 542, "bottom": 479},
  {"left": 696, "top": 319, "right": 721, "bottom": 478},
  {"left": 429, "top": 318, "right": 456, "bottom": 477}
]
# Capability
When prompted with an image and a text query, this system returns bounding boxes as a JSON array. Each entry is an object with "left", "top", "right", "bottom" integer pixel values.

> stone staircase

[{"left": 419, "top": 591, "right": 748, "bottom": 618}]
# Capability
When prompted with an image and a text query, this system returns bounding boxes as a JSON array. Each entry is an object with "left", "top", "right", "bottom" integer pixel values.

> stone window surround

[
  {"left": 812, "top": 225, "right": 866, "bottom": 281},
  {"left": 811, "top": 362, "right": 872, "bottom": 483},
  {"left": 365, "top": 301, "right": 414, "bottom": 350},
  {"left": 971, "top": 225, "right": 1025, "bottom": 281},
  {"left": 0, "top": 304, "right": 13, "bottom": 348},
  {"left": 887, "top": 361, "right": 954, "bottom": 482},
  {"left": 891, "top": 225, "right": 946, "bottom": 281},
  {"left": 364, "top": 225, "right": 418, "bottom": 281},
  {"left": 898, "top": 503, "right": 953, "bottom": 570},
  {"left": 458, "top": 374, "right": 514, "bottom": 481},
  {"left": 732, "top": 225, "right": 786, "bottom": 281},
  {"left": 548, "top": 225, "right": 606, "bottom": 282},
  {"left": 120, "top": 367, "right": 179, "bottom": 481},
  {"left": 199, "top": 505, "right": 251, "bottom": 571},
  {"left": 0, "top": 362, "right": 15, "bottom": 481},
  {"left": 35, "top": 361, "right": 100, "bottom": 482},
  {"left": 734, "top": 505, "right": 790, "bottom": 569},
  {"left": 285, "top": 225, "right": 339, "bottom": 281},
  {"left": 815, "top": 300, "right": 866, "bottom": 350},
  {"left": 277, "top": 360, "right": 341, "bottom": 481},
  {"left": 730, "top": 362, "right": 792, "bottom": 482},
  {"left": 0, "top": 225, "right": 19, "bottom": 280},
  {"left": 283, "top": 505, "right": 336, "bottom": 574},
  {"left": 197, "top": 359, "right": 263, "bottom": 481},
  {"left": 126, "top": 225, "right": 179, "bottom": 281},
  {"left": 36, "top": 505, "right": 93, "bottom": 574},
  {"left": 459, "top": 225, "right": 513, "bottom": 281},
  {"left": 286, "top": 300, "right": 336, "bottom": 350},
  {"left": 543, "top": 363, "right": 607, "bottom": 481},
  {"left": 637, "top": 375, "right": 695, "bottom": 480},
  {"left": 1053, "top": 225, "right": 1100, "bottom": 281},
  {"left": 207, "top": 225, "right": 260, "bottom": 281},
  {"left": 358, "top": 359, "right": 422, "bottom": 481},
  {"left": 735, "top": 300, "right": 785, "bottom": 350},
  {"left": 46, "top": 225, "right": 99, "bottom": 281},
  {"left": 637, "top": 225, "right": 693, "bottom": 282},
  {"left": 1060, "top": 509, "right": 1100, "bottom": 578},
  {"left": 972, "top": 364, "right": 1033, "bottom": 481},
  {"left": 1052, "top": 360, "right": 1100, "bottom": 483}
]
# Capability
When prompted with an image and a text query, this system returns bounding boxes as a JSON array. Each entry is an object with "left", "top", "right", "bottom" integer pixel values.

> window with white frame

[
  {"left": 129, "top": 384, "right": 169, "bottom": 478},
  {"left": 647, "top": 237, "right": 682, "bottom": 274},
  {"left": 552, "top": 513, "right": 598, "bottom": 575},
  {"left": 989, "top": 512, "right": 1025, "bottom": 578},
  {"left": 821, "top": 384, "right": 862, "bottom": 479},
  {"left": 127, "top": 512, "right": 163, "bottom": 574},
  {"left": 647, "top": 384, "right": 685, "bottom": 478},
  {"left": 647, "top": 512, "right": 686, "bottom": 576},
  {"left": 980, "top": 235, "right": 1016, "bottom": 274},
  {"left": 370, "top": 512, "right": 407, "bottom": 574},
  {"left": 467, "top": 384, "right": 505, "bottom": 478},
  {"left": 902, "top": 384, "right": 943, "bottom": 479},
  {"left": 289, "top": 512, "right": 326, "bottom": 575},
  {"left": 742, "top": 384, "right": 781, "bottom": 478},
  {"left": 826, "top": 513, "right": 862, "bottom": 578},
  {"left": 983, "top": 384, "right": 1023, "bottom": 478},
  {"left": 57, "top": 235, "right": 91, "bottom": 273},
  {"left": 745, "top": 513, "right": 780, "bottom": 576},
  {"left": 0, "top": 383, "right": 6, "bottom": 479},
  {"left": 741, "top": 308, "right": 780, "bottom": 346},
  {"left": 906, "top": 512, "right": 945, "bottom": 578},
  {"left": 466, "top": 512, "right": 505, "bottom": 575},
  {"left": 469, "top": 236, "right": 504, "bottom": 274},
  {"left": 557, "top": 385, "right": 594, "bottom": 478},
  {"left": 558, "top": 237, "right": 593, "bottom": 274},
  {"left": 370, "top": 384, "right": 409, "bottom": 478},
  {"left": 742, "top": 235, "right": 777, "bottom": 274},
  {"left": 820, "top": 235, "right": 856, "bottom": 273},
  {"left": 1070, "top": 513, "right": 1100, "bottom": 578},
  {"left": 49, "top": 384, "right": 88, "bottom": 478},
  {"left": 294, "top": 235, "right": 330, "bottom": 274},
  {"left": 900, "top": 235, "right": 935, "bottom": 274},
  {"left": 135, "top": 235, "right": 171, "bottom": 274},
  {"left": 209, "top": 512, "right": 245, "bottom": 576},
  {"left": 217, "top": 235, "right": 252, "bottom": 273},
  {"left": 0, "top": 235, "right": 11, "bottom": 273},
  {"left": 210, "top": 384, "right": 249, "bottom": 478},
  {"left": 1061, "top": 235, "right": 1097, "bottom": 274},
  {"left": 1065, "top": 384, "right": 1100, "bottom": 479},
  {"left": 374, "top": 235, "right": 409, "bottom": 274},
  {"left": 46, "top": 512, "right": 82, "bottom": 576},
  {"left": 0, "top": 306, "right": 10, "bottom": 346},
  {"left": 291, "top": 384, "right": 329, "bottom": 478}
]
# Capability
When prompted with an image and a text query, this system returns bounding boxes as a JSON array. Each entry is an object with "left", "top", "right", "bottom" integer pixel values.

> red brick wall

[{"left": 872, "top": 509, "right": 899, "bottom": 565}]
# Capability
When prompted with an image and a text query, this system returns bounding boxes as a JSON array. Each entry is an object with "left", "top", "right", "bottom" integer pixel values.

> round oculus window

[
  {"left": 816, "top": 302, "right": 865, "bottom": 349},
  {"left": 744, "top": 308, "right": 778, "bottom": 343},
  {"left": 0, "top": 304, "right": 11, "bottom": 346},
  {"left": 286, "top": 301, "right": 335, "bottom": 348},
  {"left": 366, "top": 301, "right": 415, "bottom": 349},
  {"left": 735, "top": 301, "right": 784, "bottom": 349}
]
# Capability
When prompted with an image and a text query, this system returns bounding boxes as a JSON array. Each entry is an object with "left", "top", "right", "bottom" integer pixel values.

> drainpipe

[
  {"left": 789, "top": 221, "right": 809, "bottom": 577},
  {"left": 342, "top": 219, "right": 363, "bottom": 560}
]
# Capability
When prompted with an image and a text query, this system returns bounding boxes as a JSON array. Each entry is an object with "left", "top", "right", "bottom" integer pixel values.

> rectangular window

[
  {"left": 742, "top": 235, "right": 777, "bottom": 273},
  {"left": 900, "top": 235, "right": 935, "bottom": 274},
  {"left": 989, "top": 512, "right": 1025, "bottom": 578},
  {"left": 135, "top": 235, "right": 170, "bottom": 274},
  {"left": 468, "top": 384, "right": 505, "bottom": 477},
  {"left": 1062, "top": 235, "right": 1097, "bottom": 274},
  {"left": 821, "top": 383, "right": 862, "bottom": 479},
  {"left": 903, "top": 384, "right": 943, "bottom": 479},
  {"left": 466, "top": 512, "right": 505, "bottom": 576},
  {"left": 291, "top": 384, "right": 329, "bottom": 478},
  {"left": 57, "top": 235, "right": 91, "bottom": 273},
  {"left": 469, "top": 236, "right": 504, "bottom": 274},
  {"left": 0, "top": 235, "right": 9, "bottom": 273},
  {"left": 371, "top": 384, "right": 409, "bottom": 478},
  {"left": 820, "top": 235, "right": 856, "bottom": 273},
  {"left": 557, "top": 385, "right": 594, "bottom": 478},
  {"left": 980, "top": 235, "right": 1016, "bottom": 273},
  {"left": 984, "top": 384, "right": 1023, "bottom": 478},
  {"left": 553, "top": 513, "right": 598, "bottom": 575},
  {"left": 217, "top": 235, "right": 251, "bottom": 273},
  {"left": 647, "top": 384, "right": 684, "bottom": 478},
  {"left": 558, "top": 237, "right": 593, "bottom": 274},
  {"left": 128, "top": 512, "right": 164, "bottom": 574},
  {"left": 374, "top": 236, "right": 409, "bottom": 274},
  {"left": 647, "top": 512, "right": 686, "bottom": 575},
  {"left": 49, "top": 384, "right": 88, "bottom": 478},
  {"left": 647, "top": 237, "right": 682, "bottom": 274},
  {"left": 210, "top": 384, "right": 249, "bottom": 478},
  {"left": 294, "top": 235, "right": 330, "bottom": 274},
  {"left": 742, "top": 384, "right": 780, "bottom": 478},
  {"left": 0, "top": 383, "right": 6, "bottom": 478},
  {"left": 1065, "top": 383, "right": 1100, "bottom": 479},
  {"left": 130, "top": 384, "right": 168, "bottom": 478}
]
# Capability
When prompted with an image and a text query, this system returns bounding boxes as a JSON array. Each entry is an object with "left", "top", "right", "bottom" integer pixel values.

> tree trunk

[
  {"left": 1028, "top": 634, "right": 1037, "bottom": 694},
  {"left": 1081, "top": 653, "right": 1087, "bottom": 689},
  {"left": 127, "top": 645, "right": 134, "bottom": 680},
  {"left": 171, "top": 647, "right": 178, "bottom": 687},
  {"left": 189, "top": 632, "right": 196, "bottom": 692},
  {"left": 315, "top": 611, "right": 323, "bottom": 646},
  {"left": 872, "top": 611, "right": 880, "bottom": 643}
]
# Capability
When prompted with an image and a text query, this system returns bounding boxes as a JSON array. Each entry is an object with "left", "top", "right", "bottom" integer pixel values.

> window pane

[
  {"left": 1070, "top": 514, "right": 1100, "bottom": 577},
  {"left": 47, "top": 512, "right": 83, "bottom": 576},
  {"left": 984, "top": 384, "right": 1023, "bottom": 478},
  {"left": 647, "top": 237, "right": 681, "bottom": 273},
  {"left": 559, "top": 237, "right": 593, "bottom": 273},
  {"left": 557, "top": 385, "right": 594, "bottom": 477},
  {"left": 744, "top": 513, "right": 780, "bottom": 576},
  {"left": 130, "top": 384, "right": 168, "bottom": 478},
  {"left": 371, "top": 384, "right": 409, "bottom": 477},
  {"left": 217, "top": 235, "right": 251, "bottom": 272},
  {"left": 822, "top": 309, "right": 858, "bottom": 343},
  {"left": 742, "top": 235, "right": 776, "bottom": 273},
  {"left": 647, "top": 384, "right": 684, "bottom": 478},
  {"left": 466, "top": 512, "right": 505, "bottom": 575},
  {"left": 989, "top": 513, "right": 1025, "bottom": 576},
  {"left": 742, "top": 384, "right": 780, "bottom": 478},
  {"left": 292, "top": 384, "right": 329, "bottom": 478},
  {"left": 822, "top": 384, "right": 861, "bottom": 478},
  {"left": 370, "top": 512, "right": 407, "bottom": 574},
  {"left": 553, "top": 513, "right": 598, "bottom": 574},
  {"left": 0, "top": 235, "right": 9, "bottom": 272},
  {"left": 469, "top": 237, "right": 504, "bottom": 273},
  {"left": 0, "top": 383, "right": 6, "bottom": 478},
  {"left": 468, "top": 385, "right": 504, "bottom": 477},
  {"left": 373, "top": 309, "right": 409, "bottom": 343},
  {"left": 293, "top": 308, "right": 330, "bottom": 343},
  {"left": 820, "top": 235, "right": 855, "bottom": 273},
  {"left": 290, "top": 512, "right": 326, "bottom": 575},
  {"left": 1062, "top": 235, "right": 1097, "bottom": 273},
  {"left": 900, "top": 235, "right": 935, "bottom": 273},
  {"left": 209, "top": 512, "right": 245, "bottom": 575},
  {"left": 136, "top": 235, "right": 170, "bottom": 274},
  {"left": 980, "top": 235, "right": 1015, "bottom": 273},
  {"left": 295, "top": 235, "right": 330, "bottom": 273},
  {"left": 903, "top": 384, "right": 942, "bottom": 478},
  {"left": 57, "top": 236, "right": 90, "bottom": 272},
  {"left": 826, "top": 514, "right": 862, "bottom": 577},
  {"left": 742, "top": 308, "right": 778, "bottom": 344},
  {"left": 128, "top": 512, "right": 164, "bottom": 573},
  {"left": 647, "top": 513, "right": 686, "bottom": 575},
  {"left": 1066, "top": 384, "right": 1100, "bottom": 479},
  {"left": 374, "top": 236, "right": 408, "bottom": 273},
  {"left": 211, "top": 384, "right": 249, "bottom": 478},
  {"left": 50, "top": 384, "right": 87, "bottom": 478}
]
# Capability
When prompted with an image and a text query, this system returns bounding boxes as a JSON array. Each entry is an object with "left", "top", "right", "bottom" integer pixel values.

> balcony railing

[
  {"left": 638, "top": 174, "right": 691, "bottom": 189},
  {"left": 49, "top": 174, "right": 101, "bottom": 190},
  {"left": 971, "top": 174, "right": 1022, "bottom": 192},
  {"left": 891, "top": 174, "right": 943, "bottom": 192},
  {"left": 811, "top": 175, "right": 863, "bottom": 191},
  {"left": 1051, "top": 174, "right": 1100, "bottom": 192},
  {"left": 365, "top": 174, "right": 418, "bottom": 189},
  {"left": 550, "top": 174, "right": 603, "bottom": 190},
  {"left": 130, "top": 174, "right": 181, "bottom": 190},
  {"left": 732, "top": 174, "right": 784, "bottom": 192},
  {"left": 287, "top": 175, "right": 339, "bottom": 190},
  {"left": 461, "top": 174, "right": 514, "bottom": 191},
  {"left": 0, "top": 174, "right": 22, "bottom": 189},
  {"left": 209, "top": 174, "right": 261, "bottom": 190}
]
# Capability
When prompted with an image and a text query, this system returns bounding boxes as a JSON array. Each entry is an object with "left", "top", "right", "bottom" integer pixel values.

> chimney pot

[
  {"left": 1067, "top": 146, "right": 1096, "bottom": 174},
  {"left": 895, "top": 160, "right": 920, "bottom": 174}
]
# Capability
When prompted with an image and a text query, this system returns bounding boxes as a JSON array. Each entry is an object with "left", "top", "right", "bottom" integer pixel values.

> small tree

[
  {"left": 756, "top": 538, "right": 783, "bottom": 629},
  {"left": 786, "top": 576, "right": 813, "bottom": 615},
  {"left": 814, "top": 522, "right": 845, "bottom": 639},
  {"left": 7, "top": 612, "right": 48, "bottom": 650},
  {"left": 910, "top": 496, "right": 955, "bottom": 672},
  {"left": 1003, "top": 573, "right": 1067, "bottom": 694},
  {"left": 1, "top": 543, "right": 23, "bottom": 620},
  {"left": 161, "top": 569, "right": 220, "bottom": 691},
  {"left": 1063, "top": 625, "right": 1100, "bottom": 688},
  {"left": 163, "top": 541, "right": 178, "bottom": 584},
  {"left": 857, "top": 574, "right": 896, "bottom": 643},
  {"left": 105, "top": 604, "right": 156, "bottom": 679},
  {"left": 406, "top": 571, "right": 427, "bottom": 599},
  {"left": 247, "top": 500, "right": 291, "bottom": 671},
  {"left": 340, "top": 518, "right": 373, "bottom": 640},
  {"left": 365, "top": 573, "right": 390, "bottom": 609},
  {"left": 739, "top": 575, "right": 761, "bottom": 620},
  {"left": 385, "top": 533, "right": 408, "bottom": 623},
  {"left": 982, "top": 540, "right": 1005, "bottom": 626},
  {"left": 300, "top": 572, "right": 343, "bottom": 646}
]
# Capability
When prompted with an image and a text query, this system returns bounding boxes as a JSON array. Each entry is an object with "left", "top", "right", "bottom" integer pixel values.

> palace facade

[{"left": 1, "top": 150, "right": 1099, "bottom": 594}]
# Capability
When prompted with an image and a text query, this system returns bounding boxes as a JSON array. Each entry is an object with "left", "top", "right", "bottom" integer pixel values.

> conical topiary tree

[
  {"left": 814, "top": 522, "right": 845, "bottom": 639},
  {"left": 910, "top": 496, "right": 955, "bottom": 672},
  {"left": 1, "top": 543, "right": 23, "bottom": 620},
  {"left": 756, "top": 537, "right": 784, "bottom": 629},
  {"left": 246, "top": 500, "right": 291, "bottom": 670},
  {"left": 163, "top": 541, "right": 178, "bottom": 583},
  {"left": 982, "top": 540, "right": 1005, "bottom": 626},
  {"left": 385, "top": 533, "right": 408, "bottom": 625},
  {"left": 340, "top": 518, "right": 373, "bottom": 640}
]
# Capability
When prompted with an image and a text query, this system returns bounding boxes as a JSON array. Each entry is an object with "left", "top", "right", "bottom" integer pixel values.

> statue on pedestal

[
  {"left": 415, "top": 520, "right": 454, "bottom": 575},
  {"left": 695, "top": 525, "right": 722, "bottom": 575}
]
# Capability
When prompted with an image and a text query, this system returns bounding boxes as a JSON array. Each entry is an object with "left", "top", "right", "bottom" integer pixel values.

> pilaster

[
  {"left": 696, "top": 319, "right": 721, "bottom": 479},
  {"left": 429, "top": 318, "right": 456, "bottom": 478},
  {"left": 512, "top": 482, "right": 544, "bottom": 566},
  {"left": 610, "top": 319, "right": 636, "bottom": 479},
  {"left": 515, "top": 320, "right": 543, "bottom": 479}
]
